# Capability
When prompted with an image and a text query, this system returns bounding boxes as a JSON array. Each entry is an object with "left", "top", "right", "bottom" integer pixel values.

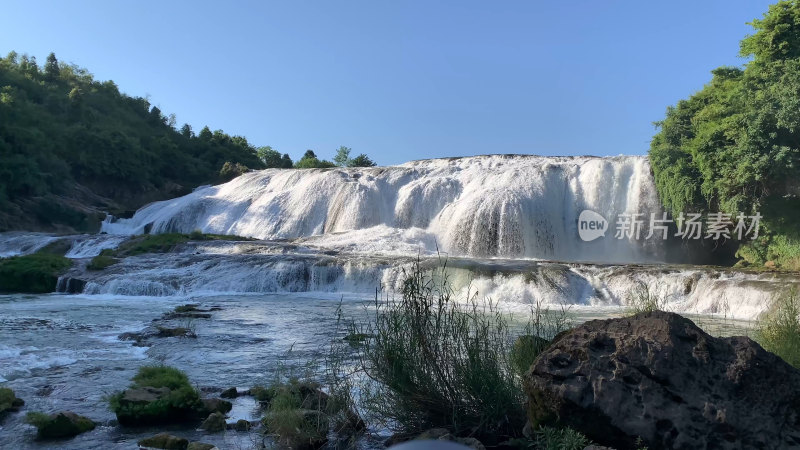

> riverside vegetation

[{"left": 649, "top": 0, "right": 800, "bottom": 270}]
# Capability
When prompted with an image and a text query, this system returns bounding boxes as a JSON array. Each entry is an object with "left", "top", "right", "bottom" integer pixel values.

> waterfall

[{"left": 102, "top": 155, "right": 665, "bottom": 264}]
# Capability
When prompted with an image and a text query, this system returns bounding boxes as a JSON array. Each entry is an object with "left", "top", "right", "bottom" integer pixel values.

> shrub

[
  {"left": 219, "top": 161, "right": 249, "bottom": 181},
  {"left": 132, "top": 365, "right": 192, "bottom": 390},
  {"left": 108, "top": 365, "right": 204, "bottom": 426},
  {"left": 533, "top": 426, "right": 592, "bottom": 450},
  {"left": 87, "top": 254, "right": 117, "bottom": 270},
  {"left": 262, "top": 380, "right": 330, "bottom": 449},
  {"left": 0, "top": 253, "right": 72, "bottom": 293},
  {"left": 755, "top": 288, "right": 800, "bottom": 368},
  {"left": 341, "top": 258, "right": 571, "bottom": 443},
  {"left": 0, "top": 387, "right": 24, "bottom": 414},
  {"left": 116, "top": 233, "right": 190, "bottom": 255},
  {"left": 250, "top": 385, "right": 276, "bottom": 402}
]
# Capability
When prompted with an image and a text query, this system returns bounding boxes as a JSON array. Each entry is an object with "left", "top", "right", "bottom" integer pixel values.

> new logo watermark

[
  {"left": 578, "top": 210, "right": 608, "bottom": 242},
  {"left": 577, "top": 210, "right": 761, "bottom": 242}
]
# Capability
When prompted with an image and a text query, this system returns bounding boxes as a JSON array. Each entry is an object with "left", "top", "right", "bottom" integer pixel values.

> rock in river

[
  {"left": 524, "top": 311, "right": 800, "bottom": 449},
  {"left": 138, "top": 432, "right": 189, "bottom": 449}
]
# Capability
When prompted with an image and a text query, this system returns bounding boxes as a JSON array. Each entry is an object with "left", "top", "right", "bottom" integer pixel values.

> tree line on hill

[{"left": 0, "top": 51, "right": 377, "bottom": 231}]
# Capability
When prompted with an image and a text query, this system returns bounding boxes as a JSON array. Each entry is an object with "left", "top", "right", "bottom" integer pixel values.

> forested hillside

[
  {"left": 650, "top": 0, "right": 800, "bottom": 270},
  {"left": 0, "top": 51, "right": 265, "bottom": 231}
]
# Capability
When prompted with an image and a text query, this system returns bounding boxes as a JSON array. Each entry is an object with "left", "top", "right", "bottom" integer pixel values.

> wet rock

[
  {"left": 200, "top": 412, "right": 226, "bottom": 432},
  {"left": 59, "top": 277, "right": 86, "bottom": 294},
  {"left": 220, "top": 387, "right": 238, "bottom": 398},
  {"left": 121, "top": 386, "right": 171, "bottom": 404},
  {"left": 231, "top": 418, "right": 251, "bottom": 431},
  {"left": 187, "top": 443, "right": 217, "bottom": 450},
  {"left": 137, "top": 432, "right": 189, "bottom": 449},
  {"left": 409, "top": 429, "right": 486, "bottom": 450},
  {"left": 117, "top": 331, "right": 149, "bottom": 346},
  {"left": 524, "top": 311, "right": 800, "bottom": 449},
  {"left": 297, "top": 383, "right": 329, "bottom": 410},
  {"left": 162, "top": 312, "right": 212, "bottom": 320},
  {"left": 155, "top": 326, "right": 196, "bottom": 338},
  {"left": 36, "top": 385, "right": 55, "bottom": 397},
  {"left": 201, "top": 398, "right": 232, "bottom": 415},
  {"left": 25, "top": 411, "right": 95, "bottom": 439},
  {"left": 119, "top": 326, "right": 196, "bottom": 345},
  {"left": 113, "top": 385, "right": 202, "bottom": 426}
]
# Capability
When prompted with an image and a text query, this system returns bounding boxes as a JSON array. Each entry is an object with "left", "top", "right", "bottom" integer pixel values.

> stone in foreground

[{"left": 524, "top": 311, "right": 800, "bottom": 449}]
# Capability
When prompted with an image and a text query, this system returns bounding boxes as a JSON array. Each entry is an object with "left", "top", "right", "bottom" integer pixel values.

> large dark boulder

[{"left": 524, "top": 311, "right": 800, "bottom": 450}]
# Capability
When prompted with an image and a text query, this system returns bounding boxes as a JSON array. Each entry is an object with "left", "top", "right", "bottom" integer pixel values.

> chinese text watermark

[{"left": 578, "top": 210, "right": 761, "bottom": 242}]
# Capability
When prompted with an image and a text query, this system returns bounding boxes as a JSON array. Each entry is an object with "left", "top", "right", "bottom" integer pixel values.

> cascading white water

[
  {"left": 0, "top": 233, "right": 61, "bottom": 257},
  {"left": 2, "top": 155, "right": 785, "bottom": 320},
  {"left": 65, "top": 239, "right": 789, "bottom": 320},
  {"left": 102, "top": 155, "right": 664, "bottom": 264}
]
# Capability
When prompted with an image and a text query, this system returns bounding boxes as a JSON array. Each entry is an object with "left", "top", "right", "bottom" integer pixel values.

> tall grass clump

[
  {"left": 625, "top": 282, "right": 669, "bottom": 315},
  {"left": 344, "top": 257, "right": 571, "bottom": 443},
  {"left": 755, "top": 288, "right": 800, "bottom": 368}
]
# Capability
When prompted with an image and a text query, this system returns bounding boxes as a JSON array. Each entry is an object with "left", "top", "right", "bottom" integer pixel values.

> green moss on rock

[
  {"left": 25, "top": 411, "right": 95, "bottom": 439},
  {"left": 0, "top": 253, "right": 72, "bottom": 293},
  {"left": 87, "top": 254, "right": 118, "bottom": 270},
  {"left": 0, "top": 387, "right": 24, "bottom": 416},
  {"left": 109, "top": 366, "right": 204, "bottom": 426}
]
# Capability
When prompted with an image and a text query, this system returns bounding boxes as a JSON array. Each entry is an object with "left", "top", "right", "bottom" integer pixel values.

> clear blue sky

[{"left": 2, "top": 1, "right": 774, "bottom": 165}]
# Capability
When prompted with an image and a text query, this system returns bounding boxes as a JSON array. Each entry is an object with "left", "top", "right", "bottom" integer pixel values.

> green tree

[
  {"left": 280, "top": 153, "right": 293, "bottom": 168},
  {"left": 180, "top": 123, "right": 193, "bottom": 138},
  {"left": 649, "top": 0, "right": 800, "bottom": 269},
  {"left": 295, "top": 149, "right": 335, "bottom": 168},
  {"left": 44, "top": 52, "right": 59, "bottom": 80},
  {"left": 333, "top": 146, "right": 351, "bottom": 167},
  {"left": 257, "top": 146, "right": 284, "bottom": 168},
  {"left": 198, "top": 126, "right": 213, "bottom": 141},
  {"left": 349, "top": 153, "right": 376, "bottom": 167}
]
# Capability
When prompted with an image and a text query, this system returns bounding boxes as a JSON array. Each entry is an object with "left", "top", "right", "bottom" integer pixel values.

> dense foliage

[
  {"left": 649, "top": 0, "right": 800, "bottom": 269},
  {"left": 0, "top": 51, "right": 265, "bottom": 230},
  {"left": 0, "top": 253, "right": 72, "bottom": 293},
  {"left": 294, "top": 149, "right": 336, "bottom": 168}
]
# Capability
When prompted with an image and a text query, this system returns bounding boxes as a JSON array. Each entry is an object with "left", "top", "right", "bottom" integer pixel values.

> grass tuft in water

[{"left": 755, "top": 288, "right": 800, "bottom": 368}]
